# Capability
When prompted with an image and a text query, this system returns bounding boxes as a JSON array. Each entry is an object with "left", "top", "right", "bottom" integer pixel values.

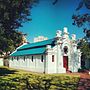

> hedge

[{"left": 0, "top": 67, "right": 80, "bottom": 90}]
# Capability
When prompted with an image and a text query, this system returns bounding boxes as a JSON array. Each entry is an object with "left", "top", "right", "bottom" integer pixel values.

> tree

[
  {"left": 72, "top": 0, "right": 90, "bottom": 60},
  {"left": 72, "top": 0, "right": 90, "bottom": 38},
  {"left": 52, "top": 0, "right": 58, "bottom": 5},
  {"left": 71, "top": 0, "right": 90, "bottom": 70},
  {"left": 78, "top": 39, "right": 90, "bottom": 59},
  {"left": 0, "top": 0, "right": 38, "bottom": 56},
  {"left": 0, "top": 0, "right": 38, "bottom": 30},
  {"left": 0, "top": 28, "right": 27, "bottom": 56}
]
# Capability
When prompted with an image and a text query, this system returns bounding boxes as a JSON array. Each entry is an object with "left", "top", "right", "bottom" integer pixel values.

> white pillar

[
  {"left": 45, "top": 45, "right": 53, "bottom": 74},
  {"left": 63, "top": 27, "right": 69, "bottom": 39},
  {"left": 46, "top": 53, "right": 51, "bottom": 73},
  {"left": 56, "top": 38, "right": 66, "bottom": 73},
  {"left": 78, "top": 49, "right": 81, "bottom": 69}
]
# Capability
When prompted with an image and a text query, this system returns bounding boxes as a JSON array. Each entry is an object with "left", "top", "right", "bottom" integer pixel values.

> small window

[
  {"left": 24, "top": 56, "right": 25, "bottom": 61},
  {"left": 52, "top": 55, "right": 54, "bottom": 62},
  {"left": 14, "top": 57, "right": 16, "bottom": 60},
  {"left": 31, "top": 56, "right": 33, "bottom": 62},
  {"left": 41, "top": 55, "right": 43, "bottom": 62},
  {"left": 12, "top": 57, "right": 13, "bottom": 61},
  {"left": 17, "top": 57, "right": 19, "bottom": 61},
  {"left": 14, "top": 57, "right": 15, "bottom": 59}
]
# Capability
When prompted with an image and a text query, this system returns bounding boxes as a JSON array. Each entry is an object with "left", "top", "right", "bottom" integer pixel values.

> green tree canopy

[
  {"left": 72, "top": 0, "right": 90, "bottom": 38},
  {"left": 0, "top": 0, "right": 38, "bottom": 55},
  {"left": 0, "top": 0, "right": 38, "bottom": 30},
  {"left": 78, "top": 39, "right": 90, "bottom": 59}
]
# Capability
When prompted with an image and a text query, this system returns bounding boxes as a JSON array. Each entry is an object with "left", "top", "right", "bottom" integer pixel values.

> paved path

[
  {"left": 67, "top": 72, "right": 90, "bottom": 90},
  {"left": 77, "top": 73, "right": 90, "bottom": 90}
]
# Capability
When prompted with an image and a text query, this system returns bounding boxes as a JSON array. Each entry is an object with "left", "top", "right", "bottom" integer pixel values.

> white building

[{"left": 9, "top": 27, "right": 81, "bottom": 74}]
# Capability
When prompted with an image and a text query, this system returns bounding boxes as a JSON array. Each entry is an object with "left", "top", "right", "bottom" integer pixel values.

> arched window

[{"left": 63, "top": 46, "right": 68, "bottom": 54}]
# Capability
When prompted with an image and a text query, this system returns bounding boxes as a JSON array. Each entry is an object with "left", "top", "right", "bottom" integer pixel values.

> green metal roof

[
  {"left": 10, "top": 38, "right": 55, "bottom": 56},
  {"left": 17, "top": 38, "right": 55, "bottom": 51},
  {"left": 11, "top": 47, "right": 46, "bottom": 56}
]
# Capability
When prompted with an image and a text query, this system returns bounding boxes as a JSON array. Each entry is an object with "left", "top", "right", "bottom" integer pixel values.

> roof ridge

[
  {"left": 17, "top": 38, "right": 55, "bottom": 50},
  {"left": 29, "top": 38, "right": 54, "bottom": 45}
]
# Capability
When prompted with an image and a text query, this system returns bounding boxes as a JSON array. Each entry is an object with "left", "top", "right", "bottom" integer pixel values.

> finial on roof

[
  {"left": 63, "top": 27, "right": 69, "bottom": 39},
  {"left": 63, "top": 27, "right": 68, "bottom": 34},
  {"left": 72, "top": 34, "right": 76, "bottom": 40},
  {"left": 56, "top": 30, "right": 62, "bottom": 38}
]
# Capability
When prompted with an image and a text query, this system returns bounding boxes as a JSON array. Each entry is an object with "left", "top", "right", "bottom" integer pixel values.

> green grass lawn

[{"left": 0, "top": 66, "right": 80, "bottom": 90}]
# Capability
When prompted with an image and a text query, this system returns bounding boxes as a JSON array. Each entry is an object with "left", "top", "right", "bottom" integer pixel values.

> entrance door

[{"left": 63, "top": 56, "right": 68, "bottom": 71}]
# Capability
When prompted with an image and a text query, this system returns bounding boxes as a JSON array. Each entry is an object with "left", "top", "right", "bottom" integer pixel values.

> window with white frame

[
  {"left": 31, "top": 56, "right": 33, "bottom": 62},
  {"left": 24, "top": 56, "right": 25, "bottom": 61},
  {"left": 41, "top": 55, "right": 43, "bottom": 62},
  {"left": 17, "top": 56, "right": 19, "bottom": 61},
  {"left": 12, "top": 57, "right": 13, "bottom": 61},
  {"left": 52, "top": 55, "right": 54, "bottom": 62}
]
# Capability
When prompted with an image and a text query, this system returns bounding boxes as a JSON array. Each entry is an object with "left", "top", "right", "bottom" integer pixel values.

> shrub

[{"left": 0, "top": 67, "right": 80, "bottom": 90}]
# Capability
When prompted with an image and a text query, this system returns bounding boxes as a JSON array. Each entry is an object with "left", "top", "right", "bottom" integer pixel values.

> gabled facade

[{"left": 9, "top": 27, "right": 81, "bottom": 74}]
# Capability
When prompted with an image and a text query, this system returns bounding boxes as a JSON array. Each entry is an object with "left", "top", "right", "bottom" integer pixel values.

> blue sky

[{"left": 19, "top": 0, "right": 88, "bottom": 42}]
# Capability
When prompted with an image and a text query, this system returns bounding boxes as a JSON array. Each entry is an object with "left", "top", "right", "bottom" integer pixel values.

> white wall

[
  {"left": 0, "top": 58, "right": 3, "bottom": 66},
  {"left": 46, "top": 53, "right": 57, "bottom": 74},
  {"left": 9, "top": 55, "right": 46, "bottom": 73}
]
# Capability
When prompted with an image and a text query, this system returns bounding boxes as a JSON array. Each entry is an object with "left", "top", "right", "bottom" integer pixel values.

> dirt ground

[{"left": 67, "top": 72, "right": 90, "bottom": 90}]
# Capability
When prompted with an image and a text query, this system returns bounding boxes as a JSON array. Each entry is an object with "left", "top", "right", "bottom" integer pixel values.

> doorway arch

[
  {"left": 63, "top": 46, "right": 68, "bottom": 71},
  {"left": 63, "top": 56, "right": 68, "bottom": 71}
]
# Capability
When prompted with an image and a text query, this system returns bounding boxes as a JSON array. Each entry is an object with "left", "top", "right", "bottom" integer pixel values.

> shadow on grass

[{"left": 0, "top": 67, "right": 17, "bottom": 76}]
